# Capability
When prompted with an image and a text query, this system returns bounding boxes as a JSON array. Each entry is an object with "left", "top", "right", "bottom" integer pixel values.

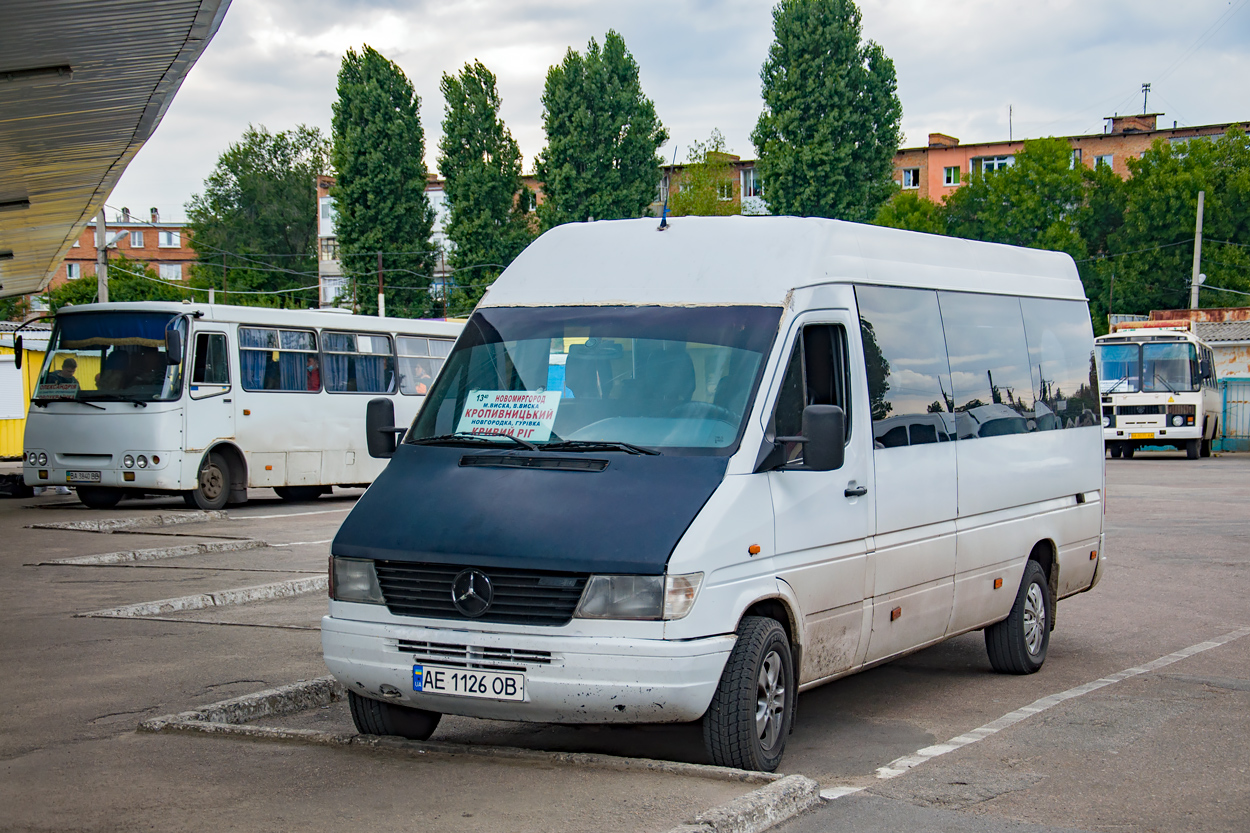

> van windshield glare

[{"left": 409, "top": 306, "right": 783, "bottom": 455}]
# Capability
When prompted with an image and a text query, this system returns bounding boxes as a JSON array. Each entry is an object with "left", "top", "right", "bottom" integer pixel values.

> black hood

[{"left": 332, "top": 443, "right": 729, "bottom": 575}]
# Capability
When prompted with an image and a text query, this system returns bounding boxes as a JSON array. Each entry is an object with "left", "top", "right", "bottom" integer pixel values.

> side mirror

[
  {"left": 366, "top": 397, "right": 399, "bottom": 458},
  {"left": 12, "top": 335, "right": 21, "bottom": 369},
  {"left": 1199, "top": 357, "right": 1214, "bottom": 381},
  {"left": 165, "top": 330, "right": 183, "bottom": 365},
  {"left": 800, "top": 405, "right": 846, "bottom": 471}
]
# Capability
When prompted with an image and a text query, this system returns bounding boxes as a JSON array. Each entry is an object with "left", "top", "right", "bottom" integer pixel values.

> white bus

[
  {"left": 322, "top": 217, "right": 1106, "bottom": 771},
  {"left": 21, "top": 301, "right": 461, "bottom": 509},
  {"left": 1096, "top": 324, "right": 1219, "bottom": 459}
]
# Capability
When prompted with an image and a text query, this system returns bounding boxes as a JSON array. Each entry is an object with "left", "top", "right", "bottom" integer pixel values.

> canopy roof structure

[{"left": 0, "top": 0, "right": 230, "bottom": 299}]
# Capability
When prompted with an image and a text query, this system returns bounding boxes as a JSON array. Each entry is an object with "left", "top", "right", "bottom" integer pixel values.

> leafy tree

[
  {"left": 332, "top": 45, "right": 437, "bottom": 317},
  {"left": 0, "top": 295, "right": 31, "bottom": 322},
  {"left": 535, "top": 31, "right": 668, "bottom": 227},
  {"left": 186, "top": 124, "right": 329, "bottom": 308},
  {"left": 751, "top": 0, "right": 902, "bottom": 221},
  {"left": 873, "top": 191, "right": 946, "bottom": 234},
  {"left": 668, "top": 129, "right": 742, "bottom": 217},
  {"left": 438, "top": 60, "right": 536, "bottom": 314},
  {"left": 46, "top": 255, "right": 190, "bottom": 313}
]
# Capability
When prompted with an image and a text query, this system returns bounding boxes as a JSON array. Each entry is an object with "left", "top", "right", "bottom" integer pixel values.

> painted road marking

[
  {"left": 77, "top": 576, "right": 328, "bottom": 619},
  {"left": 234, "top": 508, "right": 352, "bottom": 520},
  {"left": 818, "top": 625, "right": 1250, "bottom": 801}
]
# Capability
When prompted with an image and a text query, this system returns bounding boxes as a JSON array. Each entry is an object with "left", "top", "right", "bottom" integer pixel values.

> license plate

[
  {"left": 413, "top": 664, "right": 525, "bottom": 701},
  {"left": 66, "top": 471, "right": 101, "bottom": 483},
  {"left": 1130, "top": 432, "right": 1153, "bottom": 439}
]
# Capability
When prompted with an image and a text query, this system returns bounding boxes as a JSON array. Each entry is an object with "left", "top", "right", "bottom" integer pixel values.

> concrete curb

[
  {"left": 28, "top": 510, "right": 229, "bottom": 533},
  {"left": 33, "top": 538, "right": 267, "bottom": 566},
  {"left": 78, "top": 575, "right": 327, "bottom": 618},
  {"left": 675, "top": 774, "right": 822, "bottom": 833}
]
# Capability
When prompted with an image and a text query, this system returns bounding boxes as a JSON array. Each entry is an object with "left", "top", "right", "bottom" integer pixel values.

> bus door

[{"left": 185, "top": 330, "right": 234, "bottom": 453}]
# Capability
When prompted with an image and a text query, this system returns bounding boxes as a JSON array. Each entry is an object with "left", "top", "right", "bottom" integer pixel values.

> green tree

[
  {"left": 438, "top": 60, "right": 536, "bottom": 314},
  {"left": 186, "top": 124, "right": 329, "bottom": 308},
  {"left": 332, "top": 45, "right": 436, "bottom": 317},
  {"left": 46, "top": 255, "right": 190, "bottom": 313},
  {"left": 751, "top": 0, "right": 902, "bottom": 221},
  {"left": 535, "top": 31, "right": 668, "bottom": 227},
  {"left": 873, "top": 190, "right": 946, "bottom": 234},
  {"left": 668, "top": 129, "right": 741, "bottom": 217}
]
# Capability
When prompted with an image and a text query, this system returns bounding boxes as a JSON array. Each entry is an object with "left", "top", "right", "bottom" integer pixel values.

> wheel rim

[
  {"left": 755, "top": 648, "right": 786, "bottom": 752},
  {"left": 1023, "top": 582, "right": 1046, "bottom": 655},
  {"left": 198, "top": 463, "right": 225, "bottom": 501}
]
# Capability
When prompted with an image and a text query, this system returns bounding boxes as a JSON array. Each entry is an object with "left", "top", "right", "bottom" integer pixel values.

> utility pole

[
  {"left": 376, "top": 251, "right": 385, "bottom": 318},
  {"left": 1190, "top": 190, "right": 1205, "bottom": 310},
  {"left": 95, "top": 208, "right": 109, "bottom": 303},
  {"left": 221, "top": 252, "right": 228, "bottom": 304},
  {"left": 1142, "top": 83, "right": 1151, "bottom": 114}
]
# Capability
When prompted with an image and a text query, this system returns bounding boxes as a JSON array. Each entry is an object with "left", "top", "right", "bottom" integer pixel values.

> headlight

[
  {"left": 137, "top": 455, "right": 148, "bottom": 468},
  {"left": 27, "top": 452, "right": 37, "bottom": 466},
  {"left": 1102, "top": 416, "right": 1111, "bottom": 428},
  {"left": 575, "top": 572, "right": 704, "bottom": 621},
  {"left": 123, "top": 455, "right": 134, "bottom": 468},
  {"left": 37, "top": 452, "right": 47, "bottom": 466},
  {"left": 330, "top": 556, "right": 384, "bottom": 604},
  {"left": 1172, "top": 415, "right": 1184, "bottom": 427}
]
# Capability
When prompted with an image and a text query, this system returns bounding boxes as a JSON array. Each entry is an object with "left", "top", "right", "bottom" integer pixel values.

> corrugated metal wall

[
  {"left": 1217, "top": 379, "right": 1250, "bottom": 453},
  {"left": 0, "top": 346, "right": 46, "bottom": 457}
]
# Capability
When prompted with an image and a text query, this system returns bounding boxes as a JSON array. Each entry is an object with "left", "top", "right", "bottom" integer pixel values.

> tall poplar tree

[
  {"left": 535, "top": 31, "right": 668, "bottom": 228},
  {"left": 331, "top": 45, "right": 436, "bottom": 317},
  {"left": 752, "top": 0, "right": 902, "bottom": 221},
  {"left": 438, "top": 61, "right": 536, "bottom": 313}
]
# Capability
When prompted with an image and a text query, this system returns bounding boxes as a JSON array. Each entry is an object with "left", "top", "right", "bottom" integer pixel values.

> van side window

[
  {"left": 937, "top": 292, "right": 1035, "bottom": 439},
  {"left": 854, "top": 286, "right": 956, "bottom": 448},
  {"left": 1020, "top": 298, "right": 1099, "bottom": 429},
  {"left": 191, "top": 333, "right": 229, "bottom": 385},
  {"left": 773, "top": 324, "right": 851, "bottom": 463}
]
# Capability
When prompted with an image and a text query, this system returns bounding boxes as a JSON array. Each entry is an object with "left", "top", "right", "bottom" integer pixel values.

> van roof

[{"left": 481, "top": 216, "right": 1085, "bottom": 309}]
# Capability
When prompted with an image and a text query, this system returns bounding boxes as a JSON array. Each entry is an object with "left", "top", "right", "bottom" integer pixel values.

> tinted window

[
  {"left": 855, "top": 286, "right": 956, "bottom": 449},
  {"left": 239, "top": 327, "right": 319, "bottom": 392},
  {"left": 938, "top": 292, "right": 1034, "bottom": 440},
  {"left": 1020, "top": 299, "right": 1099, "bottom": 429}
]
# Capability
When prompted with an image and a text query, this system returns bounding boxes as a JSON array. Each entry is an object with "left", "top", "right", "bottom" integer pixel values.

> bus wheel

[
  {"left": 1109, "top": 445, "right": 1122, "bottom": 459},
  {"left": 1122, "top": 445, "right": 1134, "bottom": 459},
  {"left": 77, "top": 486, "right": 122, "bottom": 509},
  {"left": 187, "top": 452, "right": 230, "bottom": 510},
  {"left": 348, "top": 691, "right": 440, "bottom": 740},
  {"left": 985, "top": 560, "right": 1051, "bottom": 674},
  {"left": 703, "top": 616, "right": 794, "bottom": 772},
  {"left": 1186, "top": 438, "right": 1200, "bottom": 460},
  {"left": 1201, "top": 437, "right": 1212, "bottom": 458},
  {"left": 274, "top": 486, "right": 323, "bottom": 502}
]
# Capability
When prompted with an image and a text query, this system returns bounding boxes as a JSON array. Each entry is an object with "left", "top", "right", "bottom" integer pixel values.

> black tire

[
  {"left": 1122, "top": 445, "right": 1134, "bottom": 459},
  {"left": 702, "top": 616, "right": 794, "bottom": 772},
  {"left": 985, "top": 560, "right": 1052, "bottom": 674},
  {"left": 1109, "top": 445, "right": 1122, "bottom": 459},
  {"left": 274, "top": 485, "right": 323, "bottom": 502},
  {"left": 187, "top": 451, "right": 230, "bottom": 510},
  {"left": 77, "top": 486, "right": 122, "bottom": 509},
  {"left": 1186, "top": 438, "right": 1200, "bottom": 460},
  {"left": 348, "top": 690, "right": 441, "bottom": 740}
]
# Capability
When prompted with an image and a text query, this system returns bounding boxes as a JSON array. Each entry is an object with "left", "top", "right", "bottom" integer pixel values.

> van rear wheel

[
  {"left": 985, "top": 560, "right": 1051, "bottom": 674},
  {"left": 348, "top": 691, "right": 441, "bottom": 740},
  {"left": 186, "top": 451, "right": 230, "bottom": 510},
  {"left": 702, "top": 616, "right": 794, "bottom": 772}
]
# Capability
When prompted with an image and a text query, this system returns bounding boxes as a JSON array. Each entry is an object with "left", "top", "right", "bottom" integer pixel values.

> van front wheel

[
  {"left": 348, "top": 691, "right": 440, "bottom": 740},
  {"left": 985, "top": 560, "right": 1051, "bottom": 674},
  {"left": 703, "top": 616, "right": 794, "bottom": 772}
]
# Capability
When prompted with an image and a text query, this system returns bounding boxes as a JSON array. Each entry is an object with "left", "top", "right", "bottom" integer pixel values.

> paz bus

[
  {"left": 21, "top": 301, "right": 461, "bottom": 508},
  {"left": 1096, "top": 322, "right": 1219, "bottom": 459}
]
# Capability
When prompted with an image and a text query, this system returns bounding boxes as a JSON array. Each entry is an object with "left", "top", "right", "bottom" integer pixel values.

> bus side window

[{"left": 190, "top": 333, "right": 229, "bottom": 398}]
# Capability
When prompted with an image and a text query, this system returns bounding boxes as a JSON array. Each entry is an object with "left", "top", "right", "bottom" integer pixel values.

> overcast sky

[{"left": 110, "top": 0, "right": 1250, "bottom": 222}]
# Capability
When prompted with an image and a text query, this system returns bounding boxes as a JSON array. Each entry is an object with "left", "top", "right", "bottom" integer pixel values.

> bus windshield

[
  {"left": 1097, "top": 341, "right": 1198, "bottom": 394},
  {"left": 35, "top": 311, "right": 187, "bottom": 403},
  {"left": 409, "top": 306, "right": 782, "bottom": 455}
]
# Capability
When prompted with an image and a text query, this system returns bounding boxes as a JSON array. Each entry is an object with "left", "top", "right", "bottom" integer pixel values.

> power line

[
  {"left": 1155, "top": 0, "right": 1250, "bottom": 85},
  {"left": 1075, "top": 239, "right": 1192, "bottom": 263}
]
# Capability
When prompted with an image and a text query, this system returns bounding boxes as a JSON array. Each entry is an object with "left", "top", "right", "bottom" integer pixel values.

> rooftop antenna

[
  {"left": 658, "top": 145, "right": 678, "bottom": 231},
  {"left": 1009, "top": 105, "right": 1013, "bottom": 141},
  {"left": 1142, "top": 82, "right": 1151, "bottom": 114}
]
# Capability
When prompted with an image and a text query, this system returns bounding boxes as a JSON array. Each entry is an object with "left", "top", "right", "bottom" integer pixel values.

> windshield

[
  {"left": 409, "top": 306, "right": 783, "bottom": 455},
  {"left": 1097, "top": 343, "right": 1140, "bottom": 393},
  {"left": 1097, "top": 341, "right": 1198, "bottom": 394},
  {"left": 35, "top": 312, "right": 186, "bottom": 403}
]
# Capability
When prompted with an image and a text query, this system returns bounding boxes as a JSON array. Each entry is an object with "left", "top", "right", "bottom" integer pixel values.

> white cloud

[{"left": 111, "top": 0, "right": 1250, "bottom": 222}]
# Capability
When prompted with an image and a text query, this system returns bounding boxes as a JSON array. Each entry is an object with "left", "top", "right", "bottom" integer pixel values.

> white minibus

[
  {"left": 22, "top": 302, "right": 461, "bottom": 509},
  {"left": 1095, "top": 324, "right": 1219, "bottom": 459},
  {"left": 322, "top": 217, "right": 1106, "bottom": 771}
]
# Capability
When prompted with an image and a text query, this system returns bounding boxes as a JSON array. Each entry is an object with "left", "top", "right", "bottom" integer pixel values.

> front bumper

[{"left": 322, "top": 614, "right": 735, "bottom": 724}]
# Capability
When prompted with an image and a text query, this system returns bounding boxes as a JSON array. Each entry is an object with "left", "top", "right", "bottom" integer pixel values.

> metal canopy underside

[{"left": 0, "top": 0, "right": 230, "bottom": 299}]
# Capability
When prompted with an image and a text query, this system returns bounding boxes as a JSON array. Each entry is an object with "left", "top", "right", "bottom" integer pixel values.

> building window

[
  {"left": 129, "top": 230, "right": 144, "bottom": 248},
  {"left": 319, "top": 196, "right": 337, "bottom": 237},
  {"left": 943, "top": 166, "right": 960, "bottom": 186},
  {"left": 66, "top": 264, "right": 81, "bottom": 280},
  {"left": 717, "top": 180, "right": 735, "bottom": 201},
  {"left": 1070, "top": 149, "right": 1082, "bottom": 169},
  {"left": 901, "top": 168, "right": 920, "bottom": 189},
  {"left": 158, "top": 264, "right": 183, "bottom": 281},
  {"left": 741, "top": 167, "right": 761, "bottom": 198},
  {"left": 72, "top": 239, "right": 80, "bottom": 248},
  {"left": 979, "top": 155, "right": 1014, "bottom": 173},
  {"left": 158, "top": 230, "right": 180, "bottom": 248},
  {"left": 1095, "top": 154, "right": 1113, "bottom": 169},
  {"left": 319, "top": 237, "right": 340, "bottom": 261}
]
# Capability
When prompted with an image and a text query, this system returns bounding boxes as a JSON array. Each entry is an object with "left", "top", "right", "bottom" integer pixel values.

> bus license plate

[
  {"left": 413, "top": 664, "right": 524, "bottom": 701},
  {"left": 1130, "top": 432, "right": 1153, "bottom": 439},
  {"left": 67, "top": 471, "right": 101, "bottom": 483}
]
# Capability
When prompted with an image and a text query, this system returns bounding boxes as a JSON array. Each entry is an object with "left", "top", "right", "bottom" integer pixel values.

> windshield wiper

[
  {"left": 82, "top": 393, "right": 149, "bottom": 407},
  {"left": 32, "top": 397, "right": 105, "bottom": 411},
  {"left": 410, "top": 431, "right": 538, "bottom": 451},
  {"left": 1104, "top": 377, "right": 1128, "bottom": 393},
  {"left": 543, "top": 440, "right": 661, "bottom": 456},
  {"left": 1152, "top": 372, "right": 1178, "bottom": 395}
]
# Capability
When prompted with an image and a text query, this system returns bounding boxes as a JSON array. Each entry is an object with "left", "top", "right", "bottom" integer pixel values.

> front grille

[
  {"left": 1167, "top": 403, "right": 1196, "bottom": 415},
  {"left": 395, "top": 639, "right": 555, "bottom": 672},
  {"left": 1117, "top": 405, "right": 1162, "bottom": 415},
  {"left": 374, "top": 561, "right": 588, "bottom": 626}
]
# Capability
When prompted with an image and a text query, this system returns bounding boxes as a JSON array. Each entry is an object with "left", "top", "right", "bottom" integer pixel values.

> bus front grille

[
  {"left": 374, "top": 561, "right": 588, "bottom": 626},
  {"left": 1116, "top": 405, "right": 1163, "bottom": 415}
]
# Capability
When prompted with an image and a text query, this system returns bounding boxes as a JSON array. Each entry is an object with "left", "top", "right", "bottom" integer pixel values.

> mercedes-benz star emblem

[{"left": 451, "top": 569, "right": 494, "bottom": 618}]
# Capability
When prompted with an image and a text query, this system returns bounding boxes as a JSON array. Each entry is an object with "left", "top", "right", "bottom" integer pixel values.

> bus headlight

[
  {"left": 1102, "top": 416, "right": 1111, "bottom": 428},
  {"left": 1172, "top": 415, "right": 1184, "bottom": 427},
  {"left": 38, "top": 452, "right": 47, "bottom": 466},
  {"left": 574, "top": 573, "right": 703, "bottom": 621},
  {"left": 137, "top": 455, "right": 148, "bottom": 469},
  {"left": 123, "top": 455, "right": 135, "bottom": 468},
  {"left": 330, "top": 557, "right": 384, "bottom": 604}
]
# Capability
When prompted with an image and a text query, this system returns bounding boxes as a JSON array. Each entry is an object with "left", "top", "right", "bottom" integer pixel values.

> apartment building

[{"left": 48, "top": 208, "right": 196, "bottom": 290}]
